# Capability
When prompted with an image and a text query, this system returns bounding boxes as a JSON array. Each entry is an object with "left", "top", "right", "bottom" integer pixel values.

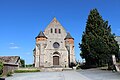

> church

[{"left": 33, "top": 18, "right": 76, "bottom": 68}]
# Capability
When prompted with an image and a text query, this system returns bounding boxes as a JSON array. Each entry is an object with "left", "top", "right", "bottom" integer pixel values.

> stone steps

[
  {"left": 40, "top": 67, "right": 73, "bottom": 72},
  {"left": 62, "top": 68, "right": 73, "bottom": 71},
  {"left": 41, "top": 68, "right": 63, "bottom": 72}
]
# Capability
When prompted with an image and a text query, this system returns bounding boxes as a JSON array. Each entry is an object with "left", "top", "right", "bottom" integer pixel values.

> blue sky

[{"left": 0, "top": 0, "right": 120, "bottom": 64}]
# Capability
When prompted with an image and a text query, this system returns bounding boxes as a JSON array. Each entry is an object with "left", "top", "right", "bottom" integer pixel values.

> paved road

[
  {"left": 77, "top": 69, "right": 120, "bottom": 80},
  {"left": 6, "top": 71, "right": 90, "bottom": 80},
  {"left": 5, "top": 69, "right": 120, "bottom": 80}
]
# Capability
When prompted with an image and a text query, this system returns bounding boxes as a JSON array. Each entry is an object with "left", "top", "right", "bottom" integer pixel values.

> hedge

[{"left": 14, "top": 69, "right": 40, "bottom": 73}]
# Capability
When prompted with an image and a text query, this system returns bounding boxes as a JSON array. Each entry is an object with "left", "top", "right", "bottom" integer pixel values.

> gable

[{"left": 44, "top": 18, "right": 67, "bottom": 39}]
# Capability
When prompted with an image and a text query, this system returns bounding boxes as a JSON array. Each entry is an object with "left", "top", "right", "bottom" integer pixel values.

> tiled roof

[
  {"left": 65, "top": 33, "right": 74, "bottom": 40},
  {"left": 33, "top": 48, "right": 36, "bottom": 51},
  {"left": 36, "top": 31, "right": 47, "bottom": 39},
  {"left": 0, "top": 56, "right": 20, "bottom": 64}
]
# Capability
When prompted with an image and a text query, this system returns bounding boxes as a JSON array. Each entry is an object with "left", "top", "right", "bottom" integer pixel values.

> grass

[{"left": 14, "top": 69, "right": 40, "bottom": 73}]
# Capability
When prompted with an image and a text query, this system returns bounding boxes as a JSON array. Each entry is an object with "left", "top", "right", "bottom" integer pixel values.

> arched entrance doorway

[{"left": 53, "top": 56, "right": 59, "bottom": 65}]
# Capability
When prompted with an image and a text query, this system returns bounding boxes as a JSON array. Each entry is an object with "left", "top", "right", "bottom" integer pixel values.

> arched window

[
  {"left": 51, "top": 28, "right": 53, "bottom": 33},
  {"left": 55, "top": 28, "right": 57, "bottom": 33},
  {"left": 59, "top": 29, "right": 61, "bottom": 33}
]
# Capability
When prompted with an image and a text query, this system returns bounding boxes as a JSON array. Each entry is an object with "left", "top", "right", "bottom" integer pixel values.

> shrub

[
  {"left": 14, "top": 69, "right": 40, "bottom": 73},
  {"left": 6, "top": 71, "right": 13, "bottom": 77},
  {"left": 26, "top": 64, "right": 33, "bottom": 67},
  {"left": 0, "top": 61, "right": 3, "bottom": 75},
  {"left": 70, "top": 62, "right": 76, "bottom": 68},
  {"left": 80, "top": 64, "right": 97, "bottom": 69}
]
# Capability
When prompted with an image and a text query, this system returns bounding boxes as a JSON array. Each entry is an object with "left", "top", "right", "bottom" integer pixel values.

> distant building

[
  {"left": 115, "top": 36, "right": 120, "bottom": 59},
  {"left": 0, "top": 56, "right": 21, "bottom": 75},
  {"left": 33, "top": 18, "right": 76, "bottom": 68}
]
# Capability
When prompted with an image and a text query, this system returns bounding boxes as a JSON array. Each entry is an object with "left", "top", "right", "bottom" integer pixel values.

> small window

[
  {"left": 55, "top": 28, "right": 57, "bottom": 33},
  {"left": 51, "top": 28, "right": 53, "bottom": 33},
  {"left": 59, "top": 29, "right": 61, "bottom": 33}
]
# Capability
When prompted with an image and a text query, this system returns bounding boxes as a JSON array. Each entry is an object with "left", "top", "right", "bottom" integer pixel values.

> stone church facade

[{"left": 33, "top": 18, "right": 76, "bottom": 68}]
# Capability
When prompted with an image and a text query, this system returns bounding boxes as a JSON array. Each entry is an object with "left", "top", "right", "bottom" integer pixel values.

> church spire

[
  {"left": 35, "top": 31, "right": 47, "bottom": 39},
  {"left": 65, "top": 33, "right": 74, "bottom": 40}
]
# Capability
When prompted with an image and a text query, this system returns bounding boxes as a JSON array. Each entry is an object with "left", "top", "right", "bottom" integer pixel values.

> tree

[
  {"left": 26, "top": 64, "right": 33, "bottom": 67},
  {"left": 20, "top": 59, "right": 25, "bottom": 67},
  {"left": 79, "top": 8, "right": 119, "bottom": 67}
]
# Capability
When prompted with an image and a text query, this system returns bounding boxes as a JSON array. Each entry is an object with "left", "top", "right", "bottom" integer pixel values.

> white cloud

[
  {"left": 9, "top": 42, "right": 20, "bottom": 49},
  {"left": 9, "top": 46, "right": 20, "bottom": 49},
  {"left": 9, "top": 43, "right": 15, "bottom": 45}
]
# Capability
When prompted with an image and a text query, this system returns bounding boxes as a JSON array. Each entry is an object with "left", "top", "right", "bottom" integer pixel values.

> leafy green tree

[
  {"left": 20, "top": 59, "right": 25, "bottom": 67},
  {"left": 79, "top": 9, "right": 119, "bottom": 67}
]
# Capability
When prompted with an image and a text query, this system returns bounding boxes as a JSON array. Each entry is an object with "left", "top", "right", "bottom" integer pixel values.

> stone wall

[
  {"left": 3, "top": 63, "right": 18, "bottom": 75},
  {"left": 34, "top": 18, "right": 76, "bottom": 68}
]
